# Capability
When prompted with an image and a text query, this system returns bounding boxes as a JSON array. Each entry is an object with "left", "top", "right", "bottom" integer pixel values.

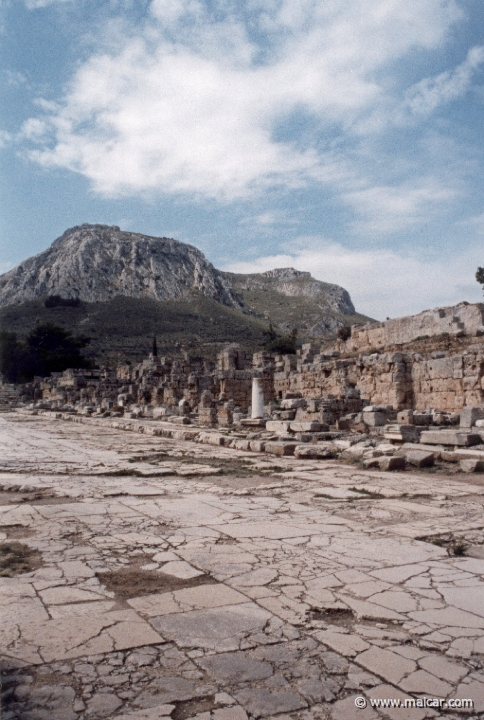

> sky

[{"left": 2, "top": 0, "right": 484, "bottom": 320}]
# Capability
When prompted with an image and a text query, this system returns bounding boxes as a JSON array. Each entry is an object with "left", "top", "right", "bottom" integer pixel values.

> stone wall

[
  {"left": 411, "top": 350, "right": 484, "bottom": 411},
  {"left": 346, "top": 302, "right": 484, "bottom": 353},
  {"left": 24, "top": 302, "right": 484, "bottom": 417},
  {"left": 272, "top": 347, "right": 484, "bottom": 412}
]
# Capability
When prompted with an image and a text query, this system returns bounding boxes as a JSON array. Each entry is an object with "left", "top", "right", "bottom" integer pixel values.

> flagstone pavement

[{"left": 1, "top": 412, "right": 484, "bottom": 719}]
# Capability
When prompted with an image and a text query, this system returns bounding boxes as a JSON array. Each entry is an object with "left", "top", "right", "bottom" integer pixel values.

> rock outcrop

[
  {"left": 0, "top": 224, "right": 244, "bottom": 309},
  {"left": 223, "top": 267, "right": 355, "bottom": 315}
]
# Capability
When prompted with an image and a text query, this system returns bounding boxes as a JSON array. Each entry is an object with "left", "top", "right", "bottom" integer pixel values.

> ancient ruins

[
  {"left": 2, "top": 300, "right": 484, "bottom": 720},
  {"left": 6, "top": 299, "right": 484, "bottom": 475}
]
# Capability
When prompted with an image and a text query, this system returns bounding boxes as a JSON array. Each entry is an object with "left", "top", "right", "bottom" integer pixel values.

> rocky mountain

[
  {"left": 0, "top": 225, "right": 372, "bottom": 359},
  {"left": 221, "top": 267, "right": 364, "bottom": 337},
  {"left": 0, "top": 224, "right": 243, "bottom": 310}
]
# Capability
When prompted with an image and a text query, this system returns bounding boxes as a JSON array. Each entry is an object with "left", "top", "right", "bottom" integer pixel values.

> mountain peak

[{"left": 0, "top": 225, "right": 243, "bottom": 310}]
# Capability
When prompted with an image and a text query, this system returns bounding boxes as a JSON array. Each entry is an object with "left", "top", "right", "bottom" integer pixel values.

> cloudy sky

[{"left": 2, "top": 0, "right": 484, "bottom": 319}]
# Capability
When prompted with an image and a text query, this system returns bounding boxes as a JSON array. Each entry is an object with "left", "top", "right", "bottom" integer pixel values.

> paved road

[{"left": 1, "top": 412, "right": 484, "bottom": 719}]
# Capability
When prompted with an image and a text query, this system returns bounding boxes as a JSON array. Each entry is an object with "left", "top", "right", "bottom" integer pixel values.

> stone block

[
  {"left": 294, "top": 444, "right": 336, "bottom": 459},
  {"left": 405, "top": 450, "right": 434, "bottom": 468},
  {"left": 363, "top": 457, "right": 380, "bottom": 468},
  {"left": 280, "top": 398, "right": 306, "bottom": 410},
  {"left": 379, "top": 456, "right": 405, "bottom": 471},
  {"left": 384, "top": 425, "right": 420, "bottom": 443},
  {"left": 250, "top": 440, "right": 266, "bottom": 452},
  {"left": 234, "top": 439, "right": 251, "bottom": 451},
  {"left": 294, "top": 432, "right": 315, "bottom": 442},
  {"left": 336, "top": 417, "right": 354, "bottom": 430},
  {"left": 266, "top": 421, "right": 291, "bottom": 433},
  {"left": 290, "top": 421, "right": 322, "bottom": 432},
  {"left": 460, "top": 459, "right": 484, "bottom": 473},
  {"left": 363, "top": 411, "right": 387, "bottom": 427},
  {"left": 441, "top": 448, "right": 484, "bottom": 462},
  {"left": 413, "top": 413, "right": 432, "bottom": 426},
  {"left": 198, "top": 432, "right": 226, "bottom": 446},
  {"left": 420, "top": 430, "right": 482, "bottom": 447},
  {"left": 397, "top": 409, "right": 413, "bottom": 424},
  {"left": 264, "top": 441, "right": 298, "bottom": 456},
  {"left": 460, "top": 407, "right": 484, "bottom": 428},
  {"left": 280, "top": 410, "right": 296, "bottom": 420},
  {"left": 240, "top": 418, "right": 266, "bottom": 427}
]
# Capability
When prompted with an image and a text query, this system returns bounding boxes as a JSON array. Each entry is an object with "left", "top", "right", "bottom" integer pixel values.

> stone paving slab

[{"left": 2, "top": 412, "right": 484, "bottom": 719}]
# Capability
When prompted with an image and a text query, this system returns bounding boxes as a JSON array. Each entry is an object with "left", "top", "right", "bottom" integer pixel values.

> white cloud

[
  {"left": 223, "top": 239, "right": 483, "bottom": 319},
  {"left": 20, "top": 0, "right": 466, "bottom": 207},
  {"left": 343, "top": 178, "right": 457, "bottom": 234},
  {"left": 405, "top": 45, "right": 484, "bottom": 117},
  {"left": 0, "top": 129, "right": 12, "bottom": 148},
  {"left": 5, "top": 70, "right": 28, "bottom": 86},
  {"left": 23, "top": 0, "right": 71, "bottom": 8}
]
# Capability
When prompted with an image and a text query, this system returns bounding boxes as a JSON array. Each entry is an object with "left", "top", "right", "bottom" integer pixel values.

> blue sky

[{"left": 2, "top": 0, "right": 484, "bottom": 319}]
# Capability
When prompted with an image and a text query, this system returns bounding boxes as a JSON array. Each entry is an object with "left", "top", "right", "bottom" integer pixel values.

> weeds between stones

[
  {"left": 309, "top": 607, "right": 355, "bottom": 628},
  {"left": 172, "top": 696, "right": 217, "bottom": 720},
  {"left": 348, "top": 486, "right": 384, "bottom": 499},
  {"left": 96, "top": 563, "right": 216, "bottom": 600},
  {"left": 417, "top": 532, "right": 470, "bottom": 557},
  {"left": 0, "top": 541, "right": 42, "bottom": 576}
]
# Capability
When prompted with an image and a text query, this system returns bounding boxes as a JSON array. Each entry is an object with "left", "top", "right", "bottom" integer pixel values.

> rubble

[{"left": 5, "top": 300, "right": 484, "bottom": 478}]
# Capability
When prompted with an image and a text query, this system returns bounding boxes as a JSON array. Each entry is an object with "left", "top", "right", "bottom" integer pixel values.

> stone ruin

[{"left": 10, "top": 300, "right": 484, "bottom": 473}]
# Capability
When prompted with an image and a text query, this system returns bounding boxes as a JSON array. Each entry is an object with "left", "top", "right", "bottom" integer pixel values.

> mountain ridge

[
  {"left": 0, "top": 224, "right": 243, "bottom": 310},
  {"left": 0, "top": 225, "right": 373, "bottom": 354}
]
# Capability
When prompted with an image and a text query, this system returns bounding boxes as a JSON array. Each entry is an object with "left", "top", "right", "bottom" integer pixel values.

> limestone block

[
  {"left": 250, "top": 440, "right": 266, "bottom": 452},
  {"left": 280, "top": 398, "right": 306, "bottom": 409},
  {"left": 266, "top": 421, "right": 291, "bottom": 433},
  {"left": 289, "top": 421, "right": 323, "bottom": 432},
  {"left": 460, "top": 406, "right": 484, "bottom": 428},
  {"left": 397, "top": 409, "right": 413, "bottom": 424},
  {"left": 362, "top": 411, "right": 387, "bottom": 427},
  {"left": 384, "top": 425, "right": 420, "bottom": 443},
  {"left": 169, "top": 416, "right": 191, "bottom": 425},
  {"left": 198, "top": 432, "right": 226, "bottom": 446},
  {"left": 264, "top": 441, "right": 298, "bottom": 456},
  {"left": 294, "top": 444, "right": 336, "bottom": 459},
  {"left": 234, "top": 439, "right": 251, "bottom": 451},
  {"left": 460, "top": 459, "right": 484, "bottom": 472},
  {"left": 420, "top": 430, "right": 482, "bottom": 447},
  {"left": 405, "top": 450, "right": 434, "bottom": 468},
  {"left": 378, "top": 456, "right": 405, "bottom": 471},
  {"left": 240, "top": 418, "right": 266, "bottom": 427},
  {"left": 413, "top": 413, "right": 432, "bottom": 426},
  {"left": 441, "top": 448, "right": 484, "bottom": 462}
]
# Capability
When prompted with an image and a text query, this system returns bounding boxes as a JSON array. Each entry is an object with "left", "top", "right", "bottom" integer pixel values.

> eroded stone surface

[{"left": 2, "top": 412, "right": 484, "bottom": 720}]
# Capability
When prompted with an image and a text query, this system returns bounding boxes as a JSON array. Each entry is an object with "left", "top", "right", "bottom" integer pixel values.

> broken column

[{"left": 251, "top": 377, "right": 265, "bottom": 419}]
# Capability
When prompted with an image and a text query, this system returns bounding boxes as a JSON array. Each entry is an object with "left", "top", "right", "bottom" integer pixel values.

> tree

[
  {"left": 0, "top": 332, "right": 34, "bottom": 384},
  {"left": 0, "top": 324, "right": 93, "bottom": 383},
  {"left": 337, "top": 326, "right": 351, "bottom": 342},
  {"left": 476, "top": 267, "right": 484, "bottom": 289},
  {"left": 44, "top": 295, "right": 80, "bottom": 308},
  {"left": 26, "top": 323, "right": 92, "bottom": 377},
  {"left": 263, "top": 324, "right": 298, "bottom": 354}
]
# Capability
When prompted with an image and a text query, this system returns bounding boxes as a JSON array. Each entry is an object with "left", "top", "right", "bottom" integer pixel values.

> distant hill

[
  {"left": 0, "top": 294, "right": 269, "bottom": 364},
  {"left": 221, "top": 267, "right": 371, "bottom": 337},
  {"left": 0, "top": 225, "right": 374, "bottom": 363}
]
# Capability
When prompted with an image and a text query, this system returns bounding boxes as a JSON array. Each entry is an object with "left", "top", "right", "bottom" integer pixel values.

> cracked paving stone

[
  {"left": 150, "top": 603, "right": 279, "bottom": 652},
  {"left": 4, "top": 412, "right": 484, "bottom": 718},
  {"left": 233, "top": 687, "right": 307, "bottom": 717}
]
